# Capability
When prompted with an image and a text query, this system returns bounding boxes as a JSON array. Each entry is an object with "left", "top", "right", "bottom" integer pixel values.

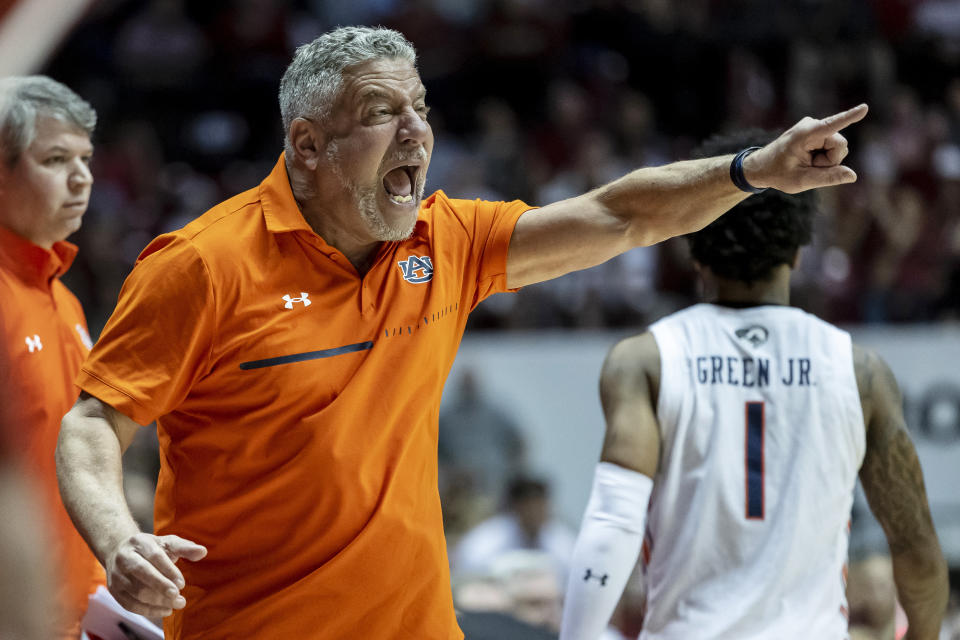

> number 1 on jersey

[{"left": 745, "top": 401, "right": 765, "bottom": 519}]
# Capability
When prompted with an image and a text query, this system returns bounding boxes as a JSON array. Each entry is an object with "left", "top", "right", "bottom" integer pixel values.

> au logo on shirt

[{"left": 397, "top": 255, "right": 434, "bottom": 283}]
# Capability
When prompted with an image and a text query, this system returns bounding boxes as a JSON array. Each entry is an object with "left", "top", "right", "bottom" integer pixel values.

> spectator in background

[
  {"left": 453, "top": 475, "right": 577, "bottom": 580},
  {"left": 439, "top": 368, "right": 526, "bottom": 503},
  {"left": 0, "top": 76, "right": 103, "bottom": 638},
  {"left": 439, "top": 368, "right": 528, "bottom": 546},
  {"left": 34, "top": 1, "right": 960, "bottom": 329},
  {"left": 454, "top": 550, "right": 564, "bottom": 639},
  {"left": 489, "top": 550, "right": 565, "bottom": 633}
]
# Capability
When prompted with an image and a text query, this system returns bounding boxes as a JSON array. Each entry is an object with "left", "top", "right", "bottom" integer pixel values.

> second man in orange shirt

[{"left": 0, "top": 75, "right": 104, "bottom": 639}]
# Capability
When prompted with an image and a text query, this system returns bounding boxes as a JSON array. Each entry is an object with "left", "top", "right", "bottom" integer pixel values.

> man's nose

[
  {"left": 397, "top": 107, "right": 429, "bottom": 147},
  {"left": 69, "top": 158, "right": 93, "bottom": 189}
]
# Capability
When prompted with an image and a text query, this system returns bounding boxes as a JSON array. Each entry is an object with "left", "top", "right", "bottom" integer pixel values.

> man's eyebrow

[
  {"left": 357, "top": 87, "right": 427, "bottom": 102},
  {"left": 357, "top": 88, "right": 392, "bottom": 102},
  {"left": 42, "top": 144, "right": 93, "bottom": 155}
]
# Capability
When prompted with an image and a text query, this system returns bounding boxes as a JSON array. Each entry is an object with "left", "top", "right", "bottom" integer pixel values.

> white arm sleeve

[{"left": 559, "top": 462, "right": 653, "bottom": 640}]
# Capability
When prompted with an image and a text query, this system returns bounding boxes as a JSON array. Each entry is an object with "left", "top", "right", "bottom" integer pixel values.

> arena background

[{"left": 3, "top": 0, "right": 958, "bottom": 626}]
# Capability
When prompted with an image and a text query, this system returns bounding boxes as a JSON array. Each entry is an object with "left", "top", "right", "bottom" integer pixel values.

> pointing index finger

[{"left": 816, "top": 103, "right": 869, "bottom": 135}]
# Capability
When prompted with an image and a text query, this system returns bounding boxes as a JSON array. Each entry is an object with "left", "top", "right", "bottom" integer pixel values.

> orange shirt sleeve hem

[
  {"left": 485, "top": 202, "right": 536, "bottom": 294},
  {"left": 75, "top": 368, "right": 155, "bottom": 426}
]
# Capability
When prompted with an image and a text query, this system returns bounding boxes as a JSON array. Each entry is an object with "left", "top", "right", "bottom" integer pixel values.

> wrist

[
  {"left": 97, "top": 521, "right": 142, "bottom": 564},
  {"left": 730, "top": 146, "right": 767, "bottom": 194}
]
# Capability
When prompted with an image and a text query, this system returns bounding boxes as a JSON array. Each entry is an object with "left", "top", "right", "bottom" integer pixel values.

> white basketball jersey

[{"left": 641, "top": 303, "right": 866, "bottom": 640}]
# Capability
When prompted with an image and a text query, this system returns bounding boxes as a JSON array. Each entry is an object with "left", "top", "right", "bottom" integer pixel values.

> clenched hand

[
  {"left": 105, "top": 533, "right": 207, "bottom": 618},
  {"left": 744, "top": 104, "right": 869, "bottom": 194}
]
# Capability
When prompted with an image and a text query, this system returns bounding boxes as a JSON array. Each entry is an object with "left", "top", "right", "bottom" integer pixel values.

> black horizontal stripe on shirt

[{"left": 239, "top": 341, "right": 374, "bottom": 370}]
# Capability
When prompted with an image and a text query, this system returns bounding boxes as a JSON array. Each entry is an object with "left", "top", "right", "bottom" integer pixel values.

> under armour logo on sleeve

[
  {"left": 282, "top": 293, "right": 311, "bottom": 309},
  {"left": 25, "top": 334, "right": 42, "bottom": 353},
  {"left": 583, "top": 568, "right": 609, "bottom": 586}
]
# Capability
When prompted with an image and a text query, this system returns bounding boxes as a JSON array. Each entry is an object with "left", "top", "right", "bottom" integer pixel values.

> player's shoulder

[
  {"left": 851, "top": 343, "right": 891, "bottom": 383},
  {"left": 851, "top": 343, "right": 899, "bottom": 403},
  {"left": 607, "top": 331, "right": 659, "bottom": 361},
  {"left": 794, "top": 306, "right": 851, "bottom": 336},
  {"left": 603, "top": 331, "right": 660, "bottom": 384}
]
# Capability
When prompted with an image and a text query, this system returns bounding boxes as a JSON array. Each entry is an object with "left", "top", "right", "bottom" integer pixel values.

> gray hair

[
  {"left": 0, "top": 75, "right": 96, "bottom": 166},
  {"left": 279, "top": 26, "right": 416, "bottom": 155}
]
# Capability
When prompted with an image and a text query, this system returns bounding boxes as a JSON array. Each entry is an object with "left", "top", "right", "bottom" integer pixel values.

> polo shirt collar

[
  {"left": 0, "top": 224, "right": 77, "bottom": 289},
  {"left": 260, "top": 153, "right": 313, "bottom": 234}
]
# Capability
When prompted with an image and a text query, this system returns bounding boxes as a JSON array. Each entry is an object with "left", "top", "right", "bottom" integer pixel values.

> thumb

[
  {"left": 822, "top": 165, "right": 858, "bottom": 186},
  {"left": 159, "top": 534, "right": 208, "bottom": 562},
  {"left": 794, "top": 166, "right": 858, "bottom": 193}
]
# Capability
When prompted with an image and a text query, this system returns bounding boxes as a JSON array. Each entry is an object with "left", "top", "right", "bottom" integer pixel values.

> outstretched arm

[
  {"left": 560, "top": 333, "right": 661, "bottom": 640},
  {"left": 506, "top": 104, "right": 868, "bottom": 288},
  {"left": 57, "top": 392, "right": 207, "bottom": 618},
  {"left": 854, "top": 346, "right": 948, "bottom": 640}
]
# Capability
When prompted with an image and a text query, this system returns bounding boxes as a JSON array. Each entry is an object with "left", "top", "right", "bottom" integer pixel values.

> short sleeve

[
  {"left": 76, "top": 235, "right": 217, "bottom": 426},
  {"left": 427, "top": 192, "right": 533, "bottom": 309}
]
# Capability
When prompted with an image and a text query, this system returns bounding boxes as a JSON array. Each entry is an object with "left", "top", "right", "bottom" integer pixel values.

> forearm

[
  {"left": 594, "top": 155, "right": 748, "bottom": 247},
  {"left": 56, "top": 411, "right": 141, "bottom": 564},
  {"left": 560, "top": 463, "right": 653, "bottom": 640},
  {"left": 891, "top": 543, "right": 949, "bottom": 639}
]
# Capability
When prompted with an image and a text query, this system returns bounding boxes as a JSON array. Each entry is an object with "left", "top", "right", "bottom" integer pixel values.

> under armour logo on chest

[
  {"left": 25, "top": 334, "right": 42, "bottom": 353},
  {"left": 583, "top": 568, "right": 609, "bottom": 586},
  {"left": 282, "top": 293, "right": 311, "bottom": 309},
  {"left": 397, "top": 255, "right": 434, "bottom": 283}
]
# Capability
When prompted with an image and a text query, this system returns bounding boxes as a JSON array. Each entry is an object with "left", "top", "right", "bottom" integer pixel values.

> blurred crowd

[
  {"left": 33, "top": 0, "right": 960, "bottom": 637},
  {"left": 42, "top": 0, "right": 960, "bottom": 334}
]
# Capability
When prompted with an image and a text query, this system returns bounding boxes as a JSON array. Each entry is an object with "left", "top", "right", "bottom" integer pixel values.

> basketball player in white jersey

[{"left": 559, "top": 131, "right": 949, "bottom": 640}]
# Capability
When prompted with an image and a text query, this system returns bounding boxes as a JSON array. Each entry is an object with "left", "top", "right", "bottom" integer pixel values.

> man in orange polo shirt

[
  {"left": 57, "top": 27, "right": 868, "bottom": 640},
  {"left": 0, "top": 75, "right": 103, "bottom": 638}
]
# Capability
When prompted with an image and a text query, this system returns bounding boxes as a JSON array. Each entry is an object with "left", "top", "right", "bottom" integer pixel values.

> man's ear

[
  {"left": 790, "top": 250, "right": 801, "bottom": 270},
  {"left": 288, "top": 118, "right": 325, "bottom": 171}
]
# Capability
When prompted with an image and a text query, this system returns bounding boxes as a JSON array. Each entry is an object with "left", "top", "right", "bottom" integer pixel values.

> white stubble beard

[{"left": 326, "top": 140, "right": 427, "bottom": 242}]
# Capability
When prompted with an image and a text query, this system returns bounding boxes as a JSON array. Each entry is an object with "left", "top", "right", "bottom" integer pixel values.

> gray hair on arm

[
  {"left": 0, "top": 75, "right": 96, "bottom": 166},
  {"left": 278, "top": 26, "right": 417, "bottom": 156}
]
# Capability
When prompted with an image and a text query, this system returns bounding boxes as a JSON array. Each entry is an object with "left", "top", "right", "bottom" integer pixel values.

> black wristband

[{"left": 730, "top": 146, "right": 767, "bottom": 194}]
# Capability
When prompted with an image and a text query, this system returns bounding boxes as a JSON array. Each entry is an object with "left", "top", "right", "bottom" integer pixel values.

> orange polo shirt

[
  {"left": 78, "top": 154, "right": 533, "bottom": 639},
  {"left": 0, "top": 225, "right": 104, "bottom": 637}
]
